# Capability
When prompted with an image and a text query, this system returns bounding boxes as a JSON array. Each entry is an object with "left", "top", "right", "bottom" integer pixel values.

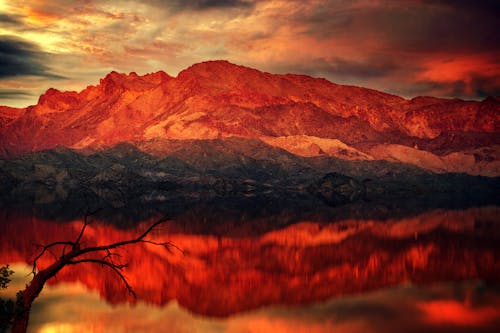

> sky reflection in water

[{"left": 5, "top": 277, "right": 499, "bottom": 333}]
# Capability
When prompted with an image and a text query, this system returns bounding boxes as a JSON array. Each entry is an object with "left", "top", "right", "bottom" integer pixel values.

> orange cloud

[
  {"left": 417, "top": 300, "right": 500, "bottom": 326},
  {"left": 419, "top": 55, "right": 500, "bottom": 82},
  {"left": 25, "top": 8, "right": 60, "bottom": 25}
]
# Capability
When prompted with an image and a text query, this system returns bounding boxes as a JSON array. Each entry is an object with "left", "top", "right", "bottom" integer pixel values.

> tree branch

[
  {"left": 141, "top": 240, "right": 184, "bottom": 254},
  {"left": 67, "top": 259, "right": 136, "bottom": 298},
  {"left": 74, "top": 208, "right": 101, "bottom": 246},
  {"left": 75, "top": 216, "right": 172, "bottom": 256},
  {"left": 31, "top": 241, "right": 74, "bottom": 276}
]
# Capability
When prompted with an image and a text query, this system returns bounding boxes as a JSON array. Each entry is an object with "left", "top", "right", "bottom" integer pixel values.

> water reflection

[
  {"left": 0, "top": 205, "right": 499, "bottom": 332},
  {"left": 5, "top": 275, "right": 500, "bottom": 333}
]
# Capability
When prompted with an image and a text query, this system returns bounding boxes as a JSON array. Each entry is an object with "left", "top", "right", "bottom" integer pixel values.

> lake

[{"left": 1, "top": 200, "right": 499, "bottom": 332}]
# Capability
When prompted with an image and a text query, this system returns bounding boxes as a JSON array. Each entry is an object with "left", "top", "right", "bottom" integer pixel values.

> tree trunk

[
  {"left": 9, "top": 268, "right": 56, "bottom": 333},
  {"left": 10, "top": 305, "right": 31, "bottom": 333}
]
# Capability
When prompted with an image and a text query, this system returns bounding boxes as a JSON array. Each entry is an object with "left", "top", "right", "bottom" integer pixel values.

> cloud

[
  {"left": 0, "top": 36, "right": 64, "bottom": 79},
  {"left": 469, "top": 75, "right": 500, "bottom": 97},
  {"left": 0, "top": 89, "right": 34, "bottom": 99},
  {"left": 178, "top": 0, "right": 254, "bottom": 10},
  {"left": 267, "top": 57, "right": 399, "bottom": 84},
  {"left": 323, "top": 57, "right": 398, "bottom": 79},
  {"left": 408, "top": 76, "right": 500, "bottom": 99},
  {"left": 422, "top": 0, "right": 500, "bottom": 13},
  {"left": 296, "top": 0, "right": 500, "bottom": 54},
  {"left": 144, "top": 0, "right": 255, "bottom": 11},
  {"left": 0, "top": 13, "right": 23, "bottom": 25},
  {"left": 24, "top": 278, "right": 500, "bottom": 333}
]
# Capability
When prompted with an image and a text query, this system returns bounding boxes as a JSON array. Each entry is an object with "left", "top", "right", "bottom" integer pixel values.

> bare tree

[{"left": 7, "top": 213, "right": 177, "bottom": 333}]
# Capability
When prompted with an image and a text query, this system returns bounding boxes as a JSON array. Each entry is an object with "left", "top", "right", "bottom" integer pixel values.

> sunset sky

[{"left": 1, "top": 0, "right": 499, "bottom": 107}]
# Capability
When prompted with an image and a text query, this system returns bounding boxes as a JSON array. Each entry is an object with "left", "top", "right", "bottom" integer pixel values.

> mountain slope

[
  {"left": 1, "top": 138, "right": 498, "bottom": 217},
  {"left": 0, "top": 60, "right": 498, "bottom": 175}
]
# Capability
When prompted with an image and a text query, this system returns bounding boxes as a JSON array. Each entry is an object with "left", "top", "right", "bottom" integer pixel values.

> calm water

[{"left": 1, "top": 203, "right": 499, "bottom": 332}]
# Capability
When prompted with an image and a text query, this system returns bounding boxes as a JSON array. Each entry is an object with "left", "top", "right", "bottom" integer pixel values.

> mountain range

[
  {"left": 0, "top": 61, "right": 499, "bottom": 208},
  {"left": 0, "top": 60, "right": 498, "bottom": 175}
]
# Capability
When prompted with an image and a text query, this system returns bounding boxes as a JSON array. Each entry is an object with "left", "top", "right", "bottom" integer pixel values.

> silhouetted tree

[
  {"left": 1, "top": 265, "right": 16, "bottom": 332},
  {"left": 2, "top": 213, "right": 176, "bottom": 333}
]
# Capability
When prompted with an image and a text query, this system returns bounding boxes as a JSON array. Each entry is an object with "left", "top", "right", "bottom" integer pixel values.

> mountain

[{"left": 0, "top": 60, "right": 498, "bottom": 176}]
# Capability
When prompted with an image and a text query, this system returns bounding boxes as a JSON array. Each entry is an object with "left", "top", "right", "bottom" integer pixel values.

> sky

[{"left": 0, "top": 0, "right": 499, "bottom": 107}]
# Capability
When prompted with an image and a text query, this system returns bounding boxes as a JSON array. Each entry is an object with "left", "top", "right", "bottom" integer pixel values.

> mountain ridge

[{"left": 0, "top": 60, "right": 498, "bottom": 175}]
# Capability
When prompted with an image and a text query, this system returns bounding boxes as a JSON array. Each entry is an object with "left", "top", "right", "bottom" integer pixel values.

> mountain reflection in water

[{"left": 0, "top": 205, "right": 499, "bottom": 332}]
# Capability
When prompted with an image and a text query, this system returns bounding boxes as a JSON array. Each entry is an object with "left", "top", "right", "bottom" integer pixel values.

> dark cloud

[
  {"left": 394, "top": 74, "right": 500, "bottom": 99},
  {"left": 0, "top": 13, "right": 23, "bottom": 25},
  {"left": 326, "top": 57, "right": 398, "bottom": 78},
  {"left": 0, "top": 90, "right": 33, "bottom": 99},
  {"left": 180, "top": 0, "right": 254, "bottom": 9},
  {"left": 0, "top": 36, "right": 64, "bottom": 79},
  {"left": 380, "top": 4, "right": 499, "bottom": 54},
  {"left": 470, "top": 75, "right": 500, "bottom": 98},
  {"left": 270, "top": 57, "right": 398, "bottom": 80},
  {"left": 299, "top": 2, "right": 354, "bottom": 38},
  {"left": 142, "top": 0, "right": 254, "bottom": 11},
  {"left": 299, "top": 1, "right": 500, "bottom": 54},
  {"left": 423, "top": 0, "right": 500, "bottom": 14}
]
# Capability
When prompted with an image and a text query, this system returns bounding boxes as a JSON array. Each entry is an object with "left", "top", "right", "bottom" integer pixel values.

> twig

[
  {"left": 67, "top": 258, "right": 136, "bottom": 298},
  {"left": 31, "top": 241, "right": 74, "bottom": 275}
]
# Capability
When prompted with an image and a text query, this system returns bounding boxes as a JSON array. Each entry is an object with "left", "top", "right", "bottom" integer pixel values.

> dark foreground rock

[{"left": 307, "top": 172, "right": 367, "bottom": 205}]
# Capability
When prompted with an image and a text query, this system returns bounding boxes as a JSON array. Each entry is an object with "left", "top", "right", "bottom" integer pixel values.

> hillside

[{"left": 1, "top": 61, "right": 498, "bottom": 176}]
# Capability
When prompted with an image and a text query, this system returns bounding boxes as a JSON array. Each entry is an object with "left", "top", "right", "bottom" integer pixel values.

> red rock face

[{"left": 0, "top": 60, "right": 498, "bottom": 174}]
